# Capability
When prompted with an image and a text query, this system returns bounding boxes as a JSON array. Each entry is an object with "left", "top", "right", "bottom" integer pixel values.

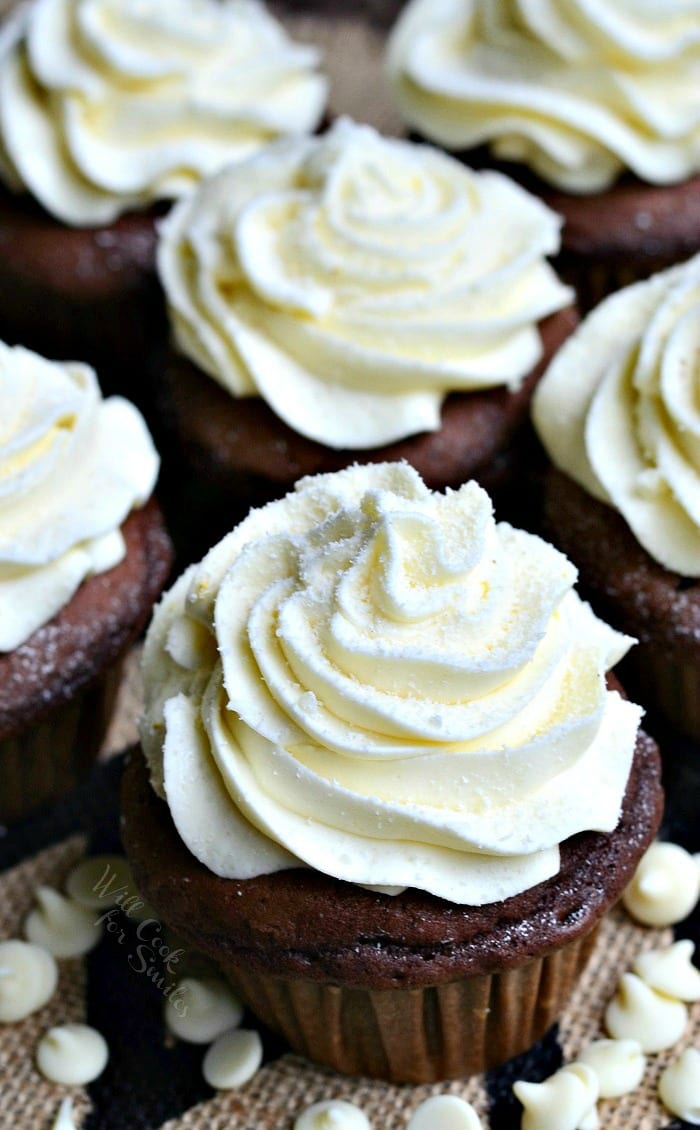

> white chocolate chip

[
  {"left": 36, "top": 1023, "right": 108, "bottom": 1085},
  {"left": 622, "top": 842, "right": 700, "bottom": 927},
  {"left": 406, "top": 1094, "right": 482, "bottom": 1129},
  {"left": 513, "top": 1063, "right": 599, "bottom": 1130},
  {"left": 202, "top": 1028, "right": 263, "bottom": 1090},
  {"left": 294, "top": 1099, "right": 372, "bottom": 1130},
  {"left": 0, "top": 940, "right": 58, "bottom": 1022},
  {"left": 23, "top": 887, "right": 102, "bottom": 958},
  {"left": 605, "top": 972, "right": 688, "bottom": 1052},
  {"left": 65, "top": 855, "right": 134, "bottom": 909},
  {"left": 633, "top": 940, "right": 700, "bottom": 1002},
  {"left": 165, "top": 977, "right": 243, "bottom": 1043},
  {"left": 659, "top": 1048, "right": 700, "bottom": 1125},
  {"left": 51, "top": 1097, "right": 77, "bottom": 1130},
  {"left": 576, "top": 1038, "right": 646, "bottom": 1098}
]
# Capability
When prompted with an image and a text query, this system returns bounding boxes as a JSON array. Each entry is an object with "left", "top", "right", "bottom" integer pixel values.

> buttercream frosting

[
  {"left": 294, "top": 1101, "right": 371, "bottom": 1130},
  {"left": 575, "top": 1039, "right": 645, "bottom": 1100},
  {"left": 23, "top": 886, "right": 103, "bottom": 958},
  {"left": 0, "top": 0, "right": 327, "bottom": 226},
  {"left": 604, "top": 972, "right": 688, "bottom": 1052},
  {"left": 158, "top": 117, "right": 572, "bottom": 450},
  {"left": 141, "top": 461, "right": 640, "bottom": 906},
  {"left": 533, "top": 256, "right": 700, "bottom": 576},
  {"left": 201, "top": 1028, "right": 263, "bottom": 1090},
  {"left": 513, "top": 1063, "right": 599, "bottom": 1130},
  {"left": 36, "top": 1022, "right": 109, "bottom": 1085},
  {"left": 0, "top": 939, "right": 58, "bottom": 1022},
  {"left": 0, "top": 342, "right": 159, "bottom": 651},
  {"left": 659, "top": 1049, "right": 700, "bottom": 1125},
  {"left": 621, "top": 840, "right": 700, "bottom": 925},
  {"left": 387, "top": 0, "right": 700, "bottom": 193}
]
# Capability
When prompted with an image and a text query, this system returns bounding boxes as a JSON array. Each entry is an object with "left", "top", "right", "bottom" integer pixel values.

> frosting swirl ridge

[
  {"left": 0, "top": 0, "right": 327, "bottom": 225},
  {"left": 141, "top": 462, "right": 639, "bottom": 905},
  {"left": 0, "top": 342, "right": 159, "bottom": 650},
  {"left": 387, "top": 0, "right": 700, "bottom": 192},
  {"left": 158, "top": 118, "right": 571, "bottom": 449},
  {"left": 534, "top": 254, "right": 700, "bottom": 576}
]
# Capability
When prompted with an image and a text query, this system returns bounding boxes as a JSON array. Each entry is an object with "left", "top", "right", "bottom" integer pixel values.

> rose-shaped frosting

[
  {"left": 533, "top": 255, "right": 700, "bottom": 576},
  {"left": 157, "top": 118, "right": 572, "bottom": 449},
  {"left": 387, "top": 0, "right": 700, "bottom": 192},
  {"left": 141, "top": 462, "right": 640, "bottom": 905},
  {"left": 0, "top": 342, "right": 159, "bottom": 650},
  {"left": 0, "top": 0, "right": 327, "bottom": 226}
]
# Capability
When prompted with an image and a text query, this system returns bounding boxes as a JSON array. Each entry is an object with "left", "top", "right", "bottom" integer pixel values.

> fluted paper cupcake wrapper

[
  {"left": 0, "top": 663, "right": 122, "bottom": 825},
  {"left": 218, "top": 927, "right": 600, "bottom": 1084}
]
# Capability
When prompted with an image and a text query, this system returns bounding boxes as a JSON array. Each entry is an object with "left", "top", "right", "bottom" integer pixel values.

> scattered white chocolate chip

[
  {"left": 52, "top": 1097, "right": 78, "bottom": 1130},
  {"left": 23, "top": 887, "right": 102, "bottom": 958},
  {"left": 659, "top": 1048, "right": 700, "bottom": 1125},
  {"left": 36, "top": 1023, "right": 108, "bottom": 1085},
  {"left": 65, "top": 855, "right": 133, "bottom": 909},
  {"left": 165, "top": 977, "right": 243, "bottom": 1043},
  {"left": 513, "top": 1063, "right": 598, "bottom": 1130},
  {"left": 622, "top": 842, "right": 700, "bottom": 927},
  {"left": 294, "top": 1099, "right": 371, "bottom": 1130},
  {"left": 0, "top": 940, "right": 58, "bottom": 1022},
  {"left": 202, "top": 1028, "right": 263, "bottom": 1090},
  {"left": 406, "top": 1094, "right": 482, "bottom": 1129},
  {"left": 605, "top": 972, "right": 688, "bottom": 1052},
  {"left": 575, "top": 1038, "right": 646, "bottom": 1099},
  {"left": 633, "top": 940, "right": 700, "bottom": 1002}
]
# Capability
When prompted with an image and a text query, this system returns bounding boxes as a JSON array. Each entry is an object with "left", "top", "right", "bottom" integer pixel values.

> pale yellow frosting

[
  {"left": 158, "top": 117, "right": 571, "bottom": 450},
  {"left": 533, "top": 256, "right": 700, "bottom": 576},
  {"left": 141, "top": 462, "right": 639, "bottom": 906},
  {"left": 0, "top": 342, "right": 159, "bottom": 651},
  {"left": 387, "top": 0, "right": 700, "bottom": 193},
  {"left": 0, "top": 0, "right": 327, "bottom": 226}
]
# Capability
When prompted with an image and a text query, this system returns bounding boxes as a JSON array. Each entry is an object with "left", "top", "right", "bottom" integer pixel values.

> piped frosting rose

[
  {"left": 158, "top": 118, "right": 571, "bottom": 449},
  {"left": 387, "top": 0, "right": 700, "bottom": 193},
  {"left": 141, "top": 462, "right": 640, "bottom": 906},
  {"left": 0, "top": 342, "right": 159, "bottom": 650},
  {"left": 533, "top": 254, "right": 700, "bottom": 577},
  {"left": 0, "top": 0, "right": 327, "bottom": 226}
]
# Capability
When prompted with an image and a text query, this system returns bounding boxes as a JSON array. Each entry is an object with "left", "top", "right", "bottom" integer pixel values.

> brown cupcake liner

[
  {"left": 0, "top": 661, "right": 122, "bottom": 825},
  {"left": 218, "top": 926, "right": 600, "bottom": 1084},
  {"left": 624, "top": 646, "right": 700, "bottom": 741}
]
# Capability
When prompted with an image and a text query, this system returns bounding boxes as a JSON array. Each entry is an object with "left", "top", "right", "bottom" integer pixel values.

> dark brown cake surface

[
  {"left": 542, "top": 467, "right": 700, "bottom": 661},
  {"left": 122, "top": 725, "right": 662, "bottom": 990},
  {"left": 0, "top": 497, "right": 172, "bottom": 741}
]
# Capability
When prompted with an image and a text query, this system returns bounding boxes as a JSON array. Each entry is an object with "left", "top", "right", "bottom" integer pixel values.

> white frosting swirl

[
  {"left": 158, "top": 118, "right": 571, "bottom": 450},
  {"left": 0, "top": 342, "right": 159, "bottom": 651},
  {"left": 387, "top": 0, "right": 700, "bottom": 192},
  {"left": 533, "top": 255, "right": 700, "bottom": 576},
  {"left": 0, "top": 0, "right": 327, "bottom": 226},
  {"left": 141, "top": 462, "right": 640, "bottom": 906}
]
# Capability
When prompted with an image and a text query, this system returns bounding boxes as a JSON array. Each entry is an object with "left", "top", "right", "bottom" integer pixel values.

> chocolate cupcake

[
  {"left": 0, "top": 0, "right": 327, "bottom": 387},
  {"left": 155, "top": 117, "right": 575, "bottom": 552},
  {"left": 123, "top": 462, "right": 662, "bottom": 1082},
  {"left": 387, "top": 0, "right": 700, "bottom": 308},
  {"left": 0, "top": 341, "right": 171, "bottom": 822},
  {"left": 533, "top": 255, "right": 700, "bottom": 739}
]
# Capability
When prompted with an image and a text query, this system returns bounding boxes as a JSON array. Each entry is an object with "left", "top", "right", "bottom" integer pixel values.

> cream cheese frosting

[
  {"left": 533, "top": 255, "right": 700, "bottom": 577},
  {"left": 141, "top": 462, "right": 640, "bottom": 906},
  {"left": 387, "top": 0, "right": 700, "bottom": 193},
  {"left": 0, "top": 342, "right": 159, "bottom": 651},
  {"left": 0, "top": 0, "right": 327, "bottom": 226},
  {"left": 158, "top": 117, "right": 572, "bottom": 450}
]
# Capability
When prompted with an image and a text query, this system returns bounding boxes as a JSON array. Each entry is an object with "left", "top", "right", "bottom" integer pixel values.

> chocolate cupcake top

[
  {"left": 0, "top": 0, "right": 327, "bottom": 226},
  {"left": 158, "top": 118, "right": 571, "bottom": 449},
  {"left": 387, "top": 0, "right": 700, "bottom": 192},
  {"left": 0, "top": 342, "right": 159, "bottom": 650},
  {"left": 533, "top": 254, "right": 700, "bottom": 576},
  {"left": 141, "top": 461, "right": 641, "bottom": 906}
]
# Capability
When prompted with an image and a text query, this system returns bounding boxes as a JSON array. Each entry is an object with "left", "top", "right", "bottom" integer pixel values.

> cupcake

[
  {"left": 156, "top": 117, "right": 575, "bottom": 550},
  {"left": 0, "top": 0, "right": 327, "bottom": 383},
  {"left": 123, "top": 462, "right": 662, "bottom": 1083},
  {"left": 387, "top": 0, "right": 700, "bottom": 308},
  {"left": 533, "top": 254, "right": 700, "bottom": 739},
  {"left": 0, "top": 341, "right": 171, "bottom": 823}
]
